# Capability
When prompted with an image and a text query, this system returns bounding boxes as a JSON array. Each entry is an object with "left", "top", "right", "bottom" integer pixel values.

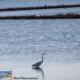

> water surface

[{"left": 0, "top": 19, "right": 80, "bottom": 80}]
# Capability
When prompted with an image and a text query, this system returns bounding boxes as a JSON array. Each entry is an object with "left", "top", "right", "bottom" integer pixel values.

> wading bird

[{"left": 32, "top": 53, "right": 45, "bottom": 67}]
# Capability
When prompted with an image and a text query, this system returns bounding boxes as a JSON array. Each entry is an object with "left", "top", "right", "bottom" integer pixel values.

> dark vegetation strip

[
  {"left": 0, "top": 13, "right": 80, "bottom": 19},
  {"left": 0, "top": 4, "right": 80, "bottom": 11}
]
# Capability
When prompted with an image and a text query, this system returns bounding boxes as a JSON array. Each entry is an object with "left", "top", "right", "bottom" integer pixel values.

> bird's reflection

[{"left": 32, "top": 67, "right": 45, "bottom": 80}]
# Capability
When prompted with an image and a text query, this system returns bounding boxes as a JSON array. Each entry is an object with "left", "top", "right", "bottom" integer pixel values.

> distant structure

[
  {"left": 45, "top": 4, "right": 46, "bottom": 8},
  {"left": 32, "top": 53, "right": 45, "bottom": 67}
]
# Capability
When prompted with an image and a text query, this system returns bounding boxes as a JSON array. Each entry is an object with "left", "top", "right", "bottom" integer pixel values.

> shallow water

[
  {"left": 0, "top": 60, "right": 80, "bottom": 80},
  {"left": 0, "top": 19, "right": 80, "bottom": 80}
]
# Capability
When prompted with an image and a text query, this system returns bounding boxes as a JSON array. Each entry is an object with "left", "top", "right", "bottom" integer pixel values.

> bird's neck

[{"left": 42, "top": 55, "right": 44, "bottom": 62}]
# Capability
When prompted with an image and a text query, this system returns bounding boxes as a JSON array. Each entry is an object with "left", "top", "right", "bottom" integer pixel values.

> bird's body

[
  {"left": 32, "top": 53, "right": 45, "bottom": 67},
  {"left": 32, "top": 61, "right": 42, "bottom": 67}
]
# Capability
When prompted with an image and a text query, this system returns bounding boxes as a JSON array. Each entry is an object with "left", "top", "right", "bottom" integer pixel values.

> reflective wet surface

[{"left": 0, "top": 19, "right": 80, "bottom": 80}]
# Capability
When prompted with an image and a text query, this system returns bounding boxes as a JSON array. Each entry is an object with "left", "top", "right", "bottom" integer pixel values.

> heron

[{"left": 32, "top": 53, "right": 45, "bottom": 67}]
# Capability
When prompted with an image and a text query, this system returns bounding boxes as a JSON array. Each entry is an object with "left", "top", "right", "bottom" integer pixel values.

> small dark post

[{"left": 45, "top": 4, "right": 46, "bottom": 8}]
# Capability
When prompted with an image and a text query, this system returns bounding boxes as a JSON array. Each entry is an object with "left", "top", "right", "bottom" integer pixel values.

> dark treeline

[
  {"left": 0, "top": 4, "right": 80, "bottom": 11},
  {"left": 0, "top": 13, "right": 80, "bottom": 19}
]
